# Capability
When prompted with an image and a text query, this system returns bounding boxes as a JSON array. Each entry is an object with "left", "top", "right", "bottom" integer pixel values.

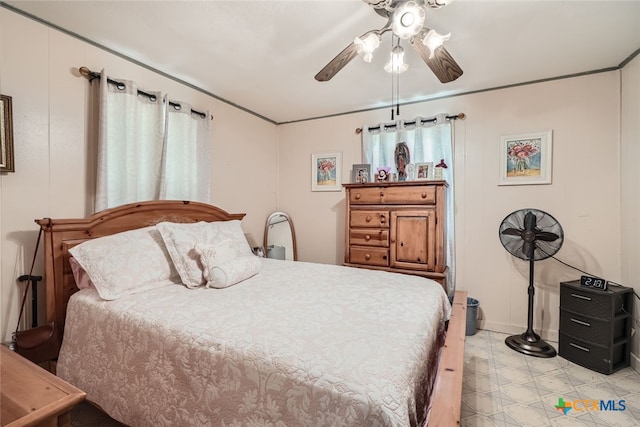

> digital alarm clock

[{"left": 580, "top": 275, "right": 608, "bottom": 290}]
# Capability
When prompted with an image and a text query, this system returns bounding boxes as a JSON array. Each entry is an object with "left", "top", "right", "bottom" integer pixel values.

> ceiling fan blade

[
  {"left": 409, "top": 33, "right": 463, "bottom": 83},
  {"left": 534, "top": 231, "right": 560, "bottom": 242},
  {"left": 501, "top": 228, "right": 523, "bottom": 237},
  {"left": 315, "top": 24, "right": 391, "bottom": 82},
  {"left": 315, "top": 42, "right": 359, "bottom": 82}
]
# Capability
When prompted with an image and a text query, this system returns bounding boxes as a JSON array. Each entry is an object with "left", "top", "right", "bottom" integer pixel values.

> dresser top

[
  {"left": 343, "top": 180, "right": 448, "bottom": 189},
  {"left": 561, "top": 279, "right": 632, "bottom": 295}
]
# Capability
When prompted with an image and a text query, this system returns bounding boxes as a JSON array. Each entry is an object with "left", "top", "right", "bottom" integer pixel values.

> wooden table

[{"left": 1, "top": 346, "right": 86, "bottom": 426}]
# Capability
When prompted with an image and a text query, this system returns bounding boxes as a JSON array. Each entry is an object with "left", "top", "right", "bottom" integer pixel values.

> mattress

[{"left": 57, "top": 259, "right": 450, "bottom": 426}]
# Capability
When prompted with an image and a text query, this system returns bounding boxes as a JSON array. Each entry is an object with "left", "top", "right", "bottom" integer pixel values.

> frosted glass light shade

[
  {"left": 422, "top": 29, "right": 451, "bottom": 58},
  {"left": 354, "top": 33, "right": 381, "bottom": 63},
  {"left": 384, "top": 45, "right": 409, "bottom": 74}
]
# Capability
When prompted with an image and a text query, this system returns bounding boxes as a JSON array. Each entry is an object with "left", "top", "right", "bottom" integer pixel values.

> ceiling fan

[{"left": 315, "top": 0, "right": 463, "bottom": 83}]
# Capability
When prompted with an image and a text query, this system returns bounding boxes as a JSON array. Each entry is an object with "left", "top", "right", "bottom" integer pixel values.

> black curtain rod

[
  {"left": 355, "top": 113, "right": 465, "bottom": 134},
  {"left": 79, "top": 66, "right": 212, "bottom": 120}
]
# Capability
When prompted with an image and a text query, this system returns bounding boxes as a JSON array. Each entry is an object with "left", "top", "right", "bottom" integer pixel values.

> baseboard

[{"left": 479, "top": 320, "right": 559, "bottom": 342}]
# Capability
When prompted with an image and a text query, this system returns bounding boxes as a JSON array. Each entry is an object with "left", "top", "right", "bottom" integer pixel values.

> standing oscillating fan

[{"left": 498, "top": 209, "right": 564, "bottom": 358}]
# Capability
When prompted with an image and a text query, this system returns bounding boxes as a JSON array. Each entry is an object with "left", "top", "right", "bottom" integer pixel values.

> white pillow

[
  {"left": 201, "top": 255, "right": 262, "bottom": 289},
  {"left": 194, "top": 240, "right": 237, "bottom": 267},
  {"left": 69, "top": 226, "right": 181, "bottom": 300},
  {"left": 156, "top": 220, "right": 252, "bottom": 288}
]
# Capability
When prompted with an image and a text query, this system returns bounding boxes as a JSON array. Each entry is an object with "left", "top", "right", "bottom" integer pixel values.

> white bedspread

[{"left": 57, "top": 259, "right": 450, "bottom": 426}]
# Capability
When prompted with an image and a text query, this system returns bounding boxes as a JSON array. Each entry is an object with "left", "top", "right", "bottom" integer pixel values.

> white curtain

[
  {"left": 95, "top": 70, "right": 211, "bottom": 212},
  {"left": 160, "top": 100, "right": 211, "bottom": 203},
  {"left": 362, "top": 114, "right": 456, "bottom": 295}
]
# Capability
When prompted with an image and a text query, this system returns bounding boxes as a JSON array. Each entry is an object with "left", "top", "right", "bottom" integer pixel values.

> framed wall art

[
  {"left": 1, "top": 94, "right": 15, "bottom": 173},
  {"left": 311, "top": 152, "right": 342, "bottom": 192},
  {"left": 499, "top": 130, "right": 552, "bottom": 186},
  {"left": 351, "top": 163, "right": 370, "bottom": 184}
]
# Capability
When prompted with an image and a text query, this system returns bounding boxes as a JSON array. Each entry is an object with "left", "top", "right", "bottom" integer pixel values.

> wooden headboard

[{"left": 36, "top": 200, "right": 245, "bottom": 336}]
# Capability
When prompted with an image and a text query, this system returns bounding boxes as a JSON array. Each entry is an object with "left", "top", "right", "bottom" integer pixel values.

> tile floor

[
  {"left": 70, "top": 329, "right": 640, "bottom": 426},
  {"left": 462, "top": 330, "right": 640, "bottom": 427}
]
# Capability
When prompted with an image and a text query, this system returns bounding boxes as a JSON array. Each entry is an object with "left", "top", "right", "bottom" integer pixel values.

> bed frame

[{"left": 35, "top": 200, "right": 466, "bottom": 427}]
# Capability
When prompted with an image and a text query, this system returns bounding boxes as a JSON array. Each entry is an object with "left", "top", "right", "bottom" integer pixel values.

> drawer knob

[
  {"left": 365, "top": 234, "right": 371, "bottom": 241},
  {"left": 380, "top": 215, "right": 386, "bottom": 224},
  {"left": 366, "top": 215, "right": 372, "bottom": 222},
  {"left": 355, "top": 194, "right": 361, "bottom": 200},
  {"left": 365, "top": 254, "right": 371, "bottom": 260},
  {"left": 421, "top": 192, "right": 427, "bottom": 198},
  {"left": 380, "top": 192, "right": 384, "bottom": 197}
]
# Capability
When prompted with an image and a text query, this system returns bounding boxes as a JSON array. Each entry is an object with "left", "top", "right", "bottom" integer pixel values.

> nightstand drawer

[
  {"left": 558, "top": 332, "right": 628, "bottom": 375},
  {"left": 349, "top": 228, "right": 389, "bottom": 247},
  {"left": 559, "top": 286, "right": 625, "bottom": 319},
  {"left": 349, "top": 247, "right": 389, "bottom": 267},
  {"left": 559, "top": 308, "right": 627, "bottom": 342},
  {"left": 350, "top": 210, "right": 389, "bottom": 228}
]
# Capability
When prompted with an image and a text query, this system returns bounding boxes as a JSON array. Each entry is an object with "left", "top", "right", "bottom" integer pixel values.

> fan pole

[{"left": 505, "top": 258, "right": 557, "bottom": 358}]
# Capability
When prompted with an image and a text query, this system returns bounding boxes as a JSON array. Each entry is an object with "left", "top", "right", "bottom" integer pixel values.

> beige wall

[
  {"left": 0, "top": 9, "right": 278, "bottom": 341},
  {"left": 278, "top": 71, "right": 628, "bottom": 348},
  {"left": 621, "top": 54, "right": 640, "bottom": 369},
  {"left": 1, "top": 8, "right": 638, "bottom": 369}
]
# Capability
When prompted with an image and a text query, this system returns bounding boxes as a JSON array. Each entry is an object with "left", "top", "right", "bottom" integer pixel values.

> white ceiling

[{"left": 5, "top": 0, "right": 640, "bottom": 124}]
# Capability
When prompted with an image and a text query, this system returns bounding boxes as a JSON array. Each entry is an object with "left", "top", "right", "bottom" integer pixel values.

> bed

[{"left": 36, "top": 200, "right": 466, "bottom": 426}]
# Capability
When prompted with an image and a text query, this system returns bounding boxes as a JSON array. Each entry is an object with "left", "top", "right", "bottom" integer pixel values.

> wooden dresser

[
  {"left": 1, "top": 346, "right": 86, "bottom": 426},
  {"left": 343, "top": 181, "right": 448, "bottom": 287}
]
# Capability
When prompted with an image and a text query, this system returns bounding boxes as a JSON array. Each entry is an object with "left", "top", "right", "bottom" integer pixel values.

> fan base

[{"left": 505, "top": 332, "right": 557, "bottom": 358}]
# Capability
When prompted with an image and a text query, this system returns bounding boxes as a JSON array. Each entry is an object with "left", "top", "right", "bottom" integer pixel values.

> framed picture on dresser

[{"left": 351, "top": 164, "right": 370, "bottom": 184}]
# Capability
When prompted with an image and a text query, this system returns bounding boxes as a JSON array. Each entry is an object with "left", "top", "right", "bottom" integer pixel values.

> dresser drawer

[
  {"left": 560, "top": 308, "right": 627, "bottom": 342},
  {"left": 349, "top": 186, "right": 436, "bottom": 205},
  {"left": 558, "top": 332, "right": 628, "bottom": 375},
  {"left": 349, "top": 228, "right": 389, "bottom": 247},
  {"left": 350, "top": 210, "right": 389, "bottom": 228},
  {"left": 559, "top": 286, "right": 624, "bottom": 319},
  {"left": 349, "top": 247, "right": 389, "bottom": 267}
]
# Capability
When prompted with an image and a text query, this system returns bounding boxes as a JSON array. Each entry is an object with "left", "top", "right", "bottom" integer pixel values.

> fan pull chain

[
  {"left": 390, "top": 35, "right": 395, "bottom": 120},
  {"left": 396, "top": 71, "right": 400, "bottom": 117}
]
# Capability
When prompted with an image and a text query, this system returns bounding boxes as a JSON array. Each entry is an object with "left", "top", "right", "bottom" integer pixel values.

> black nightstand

[{"left": 558, "top": 280, "right": 633, "bottom": 374}]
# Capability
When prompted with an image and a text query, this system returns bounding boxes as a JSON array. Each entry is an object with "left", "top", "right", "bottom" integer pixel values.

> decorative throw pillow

[
  {"left": 156, "top": 220, "right": 252, "bottom": 288},
  {"left": 193, "top": 240, "right": 237, "bottom": 268},
  {"left": 199, "top": 255, "right": 262, "bottom": 289},
  {"left": 69, "top": 226, "right": 181, "bottom": 300}
]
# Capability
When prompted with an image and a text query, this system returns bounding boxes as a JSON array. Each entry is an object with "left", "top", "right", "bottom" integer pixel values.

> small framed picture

[
  {"left": 415, "top": 162, "right": 433, "bottom": 180},
  {"left": 351, "top": 164, "right": 371, "bottom": 183},
  {"left": 311, "top": 152, "right": 342, "bottom": 192},
  {"left": 499, "top": 130, "right": 552, "bottom": 186}
]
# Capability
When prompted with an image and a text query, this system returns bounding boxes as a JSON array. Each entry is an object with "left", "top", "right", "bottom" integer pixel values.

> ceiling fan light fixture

[
  {"left": 354, "top": 33, "right": 381, "bottom": 63},
  {"left": 392, "top": 1, "right": 426, "bottom": 39},
  {"left": 422, "top": 29, "right": 451, "bottom": 58},
  {"left": 384, "top": 44, "right": 409, "bottom": 74}
]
